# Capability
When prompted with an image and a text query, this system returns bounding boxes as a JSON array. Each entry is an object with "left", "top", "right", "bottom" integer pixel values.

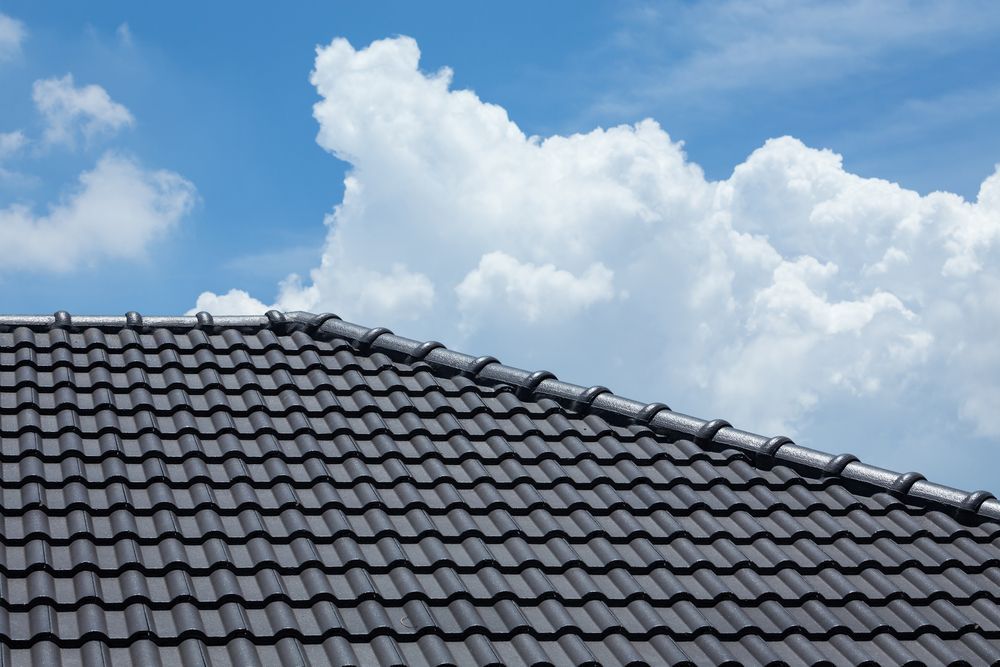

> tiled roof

[{"left": 0, "top": 310, "right": 997, "bottom": 666}]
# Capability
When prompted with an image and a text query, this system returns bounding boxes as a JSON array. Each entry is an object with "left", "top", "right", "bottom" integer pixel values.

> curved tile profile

[{"left": 0, "top": 310, "right": 996, "bottom": 665}]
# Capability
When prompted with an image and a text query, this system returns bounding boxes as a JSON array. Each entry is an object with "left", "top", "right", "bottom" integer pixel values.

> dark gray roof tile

[{"left": 0, "top": 314, "right": 997, "bottom": 663}]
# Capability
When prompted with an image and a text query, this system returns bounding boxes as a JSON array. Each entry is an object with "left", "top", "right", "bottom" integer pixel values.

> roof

[{"left": 0, "top": 309, "right": 997, "bottom": 666}]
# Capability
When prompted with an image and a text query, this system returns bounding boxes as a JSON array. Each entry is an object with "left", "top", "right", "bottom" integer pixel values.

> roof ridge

[{"left": 2, "top": 309, "right": 997, "bottom": 522}]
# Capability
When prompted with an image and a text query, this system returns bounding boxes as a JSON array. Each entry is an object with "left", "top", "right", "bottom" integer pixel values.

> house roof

[{"left": 0, "top": 309, "right": 997, "bottom": 666}]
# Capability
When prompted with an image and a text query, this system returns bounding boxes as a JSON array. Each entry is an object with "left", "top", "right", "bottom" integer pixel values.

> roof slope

[{"left": 0, "top": 310, "right": 997, "bottom": 666}]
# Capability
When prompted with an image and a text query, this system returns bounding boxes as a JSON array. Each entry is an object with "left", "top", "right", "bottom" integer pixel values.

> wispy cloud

[
  {"left": 222, "top": 244, "right": 323, "bottom": 276},
  {"left": 116, "top": 22, "right": 134, "bottom": 48},
  {"left": 0, "top": 131, "right": 29, "bottom": 185},
  {"left": 603, "top": 0, "right": 1000, "bottom": 109},
  {"left": 0, "top": 131, "right": 27, "bottom": 160},
  {"left": 871, "top": 85, "right": 1000, "bottom": 142},
  {"left": 0, "top": 12, "right": 25, "bottom": 63}
]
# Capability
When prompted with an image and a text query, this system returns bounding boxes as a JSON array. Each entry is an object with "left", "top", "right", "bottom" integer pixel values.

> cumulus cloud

[
  {"left": 457, "top": 252, "right": 615, "bottom": 325},
  {"left": 190, "top": 289, "right": 269, "bottom": 316},
  {"left": 0, "top": 13, "right": 25, "bottom": 63},
  {"left": 33, "top": 74, "right": 134, "bottom": 148},
  {"left": 197, "top": 36, "right": 1000, "bottom": 451},
  {"left": 0, "top": 24, "right": 196, "bottom": 274},
  {"left": 0, "top": 152, "right": 195, "bottom": 270}
]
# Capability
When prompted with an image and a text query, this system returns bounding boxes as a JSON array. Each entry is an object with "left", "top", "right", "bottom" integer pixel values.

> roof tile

[{"left": 0, "top": 314, "right": 997, "bottom": 663}]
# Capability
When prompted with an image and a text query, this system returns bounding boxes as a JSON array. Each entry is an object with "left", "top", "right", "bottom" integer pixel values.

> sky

[{"left": 1, "top": 1, "right": 1000, "bottom": 492}]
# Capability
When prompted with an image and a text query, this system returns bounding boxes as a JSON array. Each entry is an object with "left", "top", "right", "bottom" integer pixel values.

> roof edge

[{"left": 3, "top": 309, "right": 998, "bottom": 522}]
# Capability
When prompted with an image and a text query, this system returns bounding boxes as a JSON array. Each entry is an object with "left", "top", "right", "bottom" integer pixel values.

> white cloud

[
  {"left": 0, "top": 152, "right": 195, "bottom": 270},
  {"left": 611, "top": 1, "right": 1000, "bottom": 101},
  {"left": 0, "top": 131, "right": 28, "bottom": 182},
  {"left": 190, "top": 289, "right": 269, "bottom": 316},
  {"left": 0, "top": 13, "right": 25, "bottom": 63},
  {"left": 33, "top": 74, "right": 134, "bottom": 148},
  {"left": 457, "top": 252, "right": 615, "bottom": 325},
  {"left": 196, "top": 36, "right": 1000, "bottom": 454},
  {"left": 0, "top": 33, "right": 196, "bottom": 275},
  {"left": 116, "top": 23, "right": 133, "bottom": 48},
  {"left": 0, "top": 131, "right": 27, "bottom": 160}
]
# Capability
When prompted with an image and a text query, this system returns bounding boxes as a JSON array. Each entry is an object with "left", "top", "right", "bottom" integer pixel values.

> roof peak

[{"left": 2, "top": 309, "right": 997, "bottom": 521}]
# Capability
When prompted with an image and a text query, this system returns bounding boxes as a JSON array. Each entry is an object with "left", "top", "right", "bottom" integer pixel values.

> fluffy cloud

[
  {"left": 190, "top": 288, "right": 269, "bottom": 315},
  {"left": 0, "top": 13, "right": 25, "bottom": 63},
  {"left": 33, "top": 74, "right": 134, "bottom": 148},
  {"left": 456, "top": 252, "right": 614, "bottom": 325},
  {"left": 197, "top": 36, "right": 1000, "bottom": 454},
  {"left": 0, "top": 152, "right": 195, "bottom": 270},
  {"left": 1, "top": 29, "right": 195, "bottom": 271}
]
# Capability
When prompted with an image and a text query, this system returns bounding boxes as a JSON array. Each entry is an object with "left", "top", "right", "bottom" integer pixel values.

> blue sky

[{"left": 2, "top": 1, "right": 1000, "bottom": 492}]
